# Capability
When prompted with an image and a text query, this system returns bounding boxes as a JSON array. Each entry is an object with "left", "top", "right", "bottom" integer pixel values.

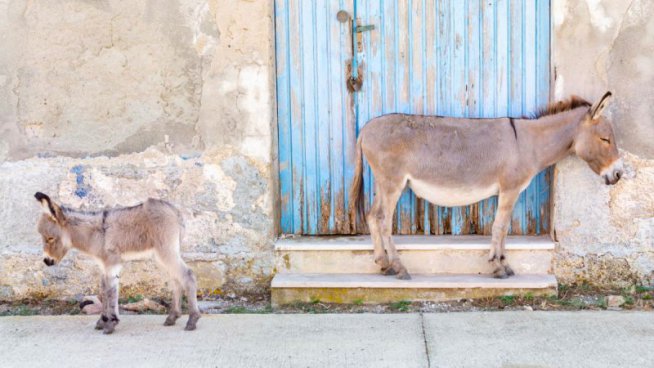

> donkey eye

[{"left": 600, "top": 138, "right": 610, "bottom": 144}]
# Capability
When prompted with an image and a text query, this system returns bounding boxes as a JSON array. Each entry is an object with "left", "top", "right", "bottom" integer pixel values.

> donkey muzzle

[
  {"left": 43, "top": 257, "right": 55, "bottom": 266},
  {"left": 602, "top": 159, "right": 624, "bottom": 185},
  {"left": 604, "top": 169, "right": 623, "bottom": 185}
]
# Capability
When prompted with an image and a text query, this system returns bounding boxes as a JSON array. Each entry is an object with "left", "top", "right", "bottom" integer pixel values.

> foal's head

[
  {"left": 34, "top": 192, "right": 71, "bottom": 266},
  {"left": 574, "top": 92, "right": 623, "bottom": 185}
]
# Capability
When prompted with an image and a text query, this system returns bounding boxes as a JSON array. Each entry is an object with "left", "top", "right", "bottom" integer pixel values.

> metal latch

[{"left": 355, "top": 25, "right": 375, "bottom": 33}]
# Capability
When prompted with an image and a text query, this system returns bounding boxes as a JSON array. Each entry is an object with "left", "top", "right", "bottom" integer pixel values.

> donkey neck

[
  {"left": 520, "top": 107, "right": 589, "bottom": 171},
  {"left": 62, "top": 209, "right": 105, "bottom": 255}
]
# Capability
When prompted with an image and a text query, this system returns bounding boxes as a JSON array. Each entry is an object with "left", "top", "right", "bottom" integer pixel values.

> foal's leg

[
  {"left": 100, "top": 264, "right": 122, "bottom": 334},
  {"left": 163, "top": 279, "right": 182, "bottom": 326},
  {"left": 489, "top": 190, "right": 519, "bottom": 279},
  {"left": 367, "top": 181, "right": 390, "bottom": 271},
  {"left": 95, "top": 277, "right": 107, "bottom": 330},
  {"left": 154, "top": 249, "right": 182, "bottom": 326},
  {"left": 178, "top": 261, "right": 201, "bottom": 331},
  {"left": 157, "top": 252, "right": 201, "bottom": 331}
]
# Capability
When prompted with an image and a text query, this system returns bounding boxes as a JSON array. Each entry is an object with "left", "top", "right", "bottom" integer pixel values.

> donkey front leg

[
  {"left": 94, "top": 277, "right": 107, "bottom": 330},
  {"left": 100, "top": 264, "right": 122, "bottom": 334},
  {"left": 489, "top": 190, "right": 519, "bottom": 279}
]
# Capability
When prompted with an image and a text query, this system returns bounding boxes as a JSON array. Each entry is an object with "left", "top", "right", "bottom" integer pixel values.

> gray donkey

[
  {"left": 35, "top": 193, "right": 200, "bottom": 333},
  {"left": 351, "top": 92, "right": 622, "bottom": 280}
]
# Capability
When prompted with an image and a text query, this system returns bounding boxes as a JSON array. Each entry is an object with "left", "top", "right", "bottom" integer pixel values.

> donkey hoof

[
  {"left": 493, "top": 268, "right": 509, "bottom": 279},
  {"left": 184, "top": 314, "right": 200, "bottom": 331},
  {"left": 375, "top": 256, "right": 390, "bottom": 269},
  {"left": 396, "top": 272, "right": 412, "bottom": 280},
  {"left": 504, "top": 265, "right": 515, "bottom": 277},
  {"left": 164, "top": 315, "right": 178, "bottom": 326},
  {"left": 383, "top": 267, "right": 398, "bottom": 276},
  {"left": 95, "top": 319, "right": 104, "bottom": 330},
  {"left": 102, "top": 325, "right": 115, "bottom": 335}
]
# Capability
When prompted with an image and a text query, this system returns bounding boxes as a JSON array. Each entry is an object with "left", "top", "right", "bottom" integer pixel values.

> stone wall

[
  {"left": 0, "top": 0, "right": 277, "bottom": 300},
  {"left": 552, "top": 0, "right": 654, "bottom": 287},
  {"left": 1, "top": 0, "right": 652, "bottom": 302}
]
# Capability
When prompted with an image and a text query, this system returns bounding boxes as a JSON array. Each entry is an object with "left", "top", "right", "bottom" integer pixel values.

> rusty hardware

[
  {"left": 338, "top": 8, "right": 374, "bottom": 93},
  {"left": 345, "top": 62, "right": 363, "bottom": 92},
  {"left": 355, "top": 25, "right": 375, "bottom": 33},
  {"left": 347, "top": 74, "right": 363, "bottom": 92},
  {"left": 336, "top": 10, "right": 350, "bottom": 23}
]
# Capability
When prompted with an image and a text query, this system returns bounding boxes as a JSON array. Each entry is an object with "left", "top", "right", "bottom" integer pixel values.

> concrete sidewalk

[{"left": 1, "top": 312, "right": 652, "bottom": 367}]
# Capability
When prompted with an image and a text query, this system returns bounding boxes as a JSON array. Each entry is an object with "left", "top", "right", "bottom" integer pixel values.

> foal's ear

[
  {"left": 34, "top": 192, "right": 65, "bottom": 224},
  {"left": 590, "top": 91, "right": 612, "bottom": 121}
]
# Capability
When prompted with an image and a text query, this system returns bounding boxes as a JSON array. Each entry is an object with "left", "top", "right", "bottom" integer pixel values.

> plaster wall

[
  {"left": 552, "top": 0, "right": 654, "bottom": 286},
  {"left": 0, "top": 0, "right": 277, "bottom": 300}
]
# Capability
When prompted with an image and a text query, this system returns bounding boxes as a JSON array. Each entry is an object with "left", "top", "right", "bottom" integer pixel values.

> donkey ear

[
  {"left": 590, "top": 91, "right": 612, "bottom": 120},
  {"left": 34, "top": 192, "right": 65, "bottom": 224}
]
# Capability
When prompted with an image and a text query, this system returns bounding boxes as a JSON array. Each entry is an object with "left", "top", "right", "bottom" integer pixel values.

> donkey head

[
  {"left": 34, "top": 192, "right": 71, "bottom": 266},
  {"left": 574, "top": 92, "right": 623, "bottom": 185}
]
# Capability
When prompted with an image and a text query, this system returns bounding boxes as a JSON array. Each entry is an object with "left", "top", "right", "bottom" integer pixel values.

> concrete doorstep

[{"left": 1, "top": 312, "right": 653, "bottom": 368}]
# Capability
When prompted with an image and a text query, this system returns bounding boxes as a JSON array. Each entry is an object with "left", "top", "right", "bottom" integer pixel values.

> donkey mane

[{"left": 529, "top": 95, "right": 591, "bottom": 119}]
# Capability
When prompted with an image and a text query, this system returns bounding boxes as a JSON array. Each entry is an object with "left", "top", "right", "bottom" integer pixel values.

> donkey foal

[{"left": 35, "top": 193, "right": 200, "bottom": 334}]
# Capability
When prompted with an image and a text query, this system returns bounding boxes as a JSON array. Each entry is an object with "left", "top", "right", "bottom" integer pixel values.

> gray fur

[
  {"left": 35, "top": 194, "right": 200, "bottom": 333},
  {"left": 350, "top": 92, "right": 622, "bottom": 280}
]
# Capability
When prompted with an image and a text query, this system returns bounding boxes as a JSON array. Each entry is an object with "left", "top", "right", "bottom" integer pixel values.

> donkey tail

[{"left": 349, "top": 134, "right": 367, "bottom": 233}]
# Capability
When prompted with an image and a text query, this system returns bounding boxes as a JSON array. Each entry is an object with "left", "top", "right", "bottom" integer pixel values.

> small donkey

[{"left": 35, "top": 193, "right": 200, "bottom": 334}]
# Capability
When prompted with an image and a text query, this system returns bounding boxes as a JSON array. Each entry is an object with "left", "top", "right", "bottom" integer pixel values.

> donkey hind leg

[
  {"left": 380, "top": 187, "right": 410, "bottom": 280},
  {"left": 499, "top": 236, "right": 515, "bottom": 277},
  {"left": 157, "top": 253, "right": 201, "bottom": 331},
  {"left": 179, "top": 261, "right": 200, "bottom": 331},
  {"left": 367, "top": 182, "right": 390, "bottom": 271},
  {"left": 163, "top": 279, "right": 183, "bottom": 326},
  {"left": 489, "top": 190, "right": 519, "bottom": 279},
  {"left": 100, "top": 265, "right": 122, "bottom": 334}
]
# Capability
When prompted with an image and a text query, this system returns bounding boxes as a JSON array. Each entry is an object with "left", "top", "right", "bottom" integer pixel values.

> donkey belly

[
  {"left": 121, "top": 249, "right": 155, "bottom": 261},
  {"left": 408, "top": 178, "right": 499, "bottom": 207}
]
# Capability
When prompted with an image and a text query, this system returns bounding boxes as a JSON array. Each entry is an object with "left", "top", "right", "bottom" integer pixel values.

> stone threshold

[
  {"left": 276, "top": 235, "right": 554, "bottom": 251},
  {"left": 272, "top": 273, "right": 557, "bottom": 289}
]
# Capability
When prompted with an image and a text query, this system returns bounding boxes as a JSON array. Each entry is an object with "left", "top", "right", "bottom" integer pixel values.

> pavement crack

[{"left": 420, "top": 313, "right": 431, "bottom": 368}]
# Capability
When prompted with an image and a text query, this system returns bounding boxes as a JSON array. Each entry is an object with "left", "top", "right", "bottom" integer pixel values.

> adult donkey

[
  {"left": 350, "top": 92, "right": 622, "bottom": 280},
  {"left": 34, "top": 193, "right": 200, "bottom": 333}
]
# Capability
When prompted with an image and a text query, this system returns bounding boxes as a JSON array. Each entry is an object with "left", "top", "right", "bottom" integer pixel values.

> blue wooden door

[{"left": 275, "top": 0, "right": 551, "bottom": 235}]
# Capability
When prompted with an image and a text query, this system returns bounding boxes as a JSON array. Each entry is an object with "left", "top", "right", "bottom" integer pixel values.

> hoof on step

[
  {"left": 383, "top": 267, "right": 398, "bottom": 276},
  {"left": 493, "top": 272, "right": 509, "bottom": 279}
]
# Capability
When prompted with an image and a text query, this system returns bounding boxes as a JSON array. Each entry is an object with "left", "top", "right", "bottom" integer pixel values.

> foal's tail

[{"left": 349, "top": 135, "right": 367, "bottom": 233}]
